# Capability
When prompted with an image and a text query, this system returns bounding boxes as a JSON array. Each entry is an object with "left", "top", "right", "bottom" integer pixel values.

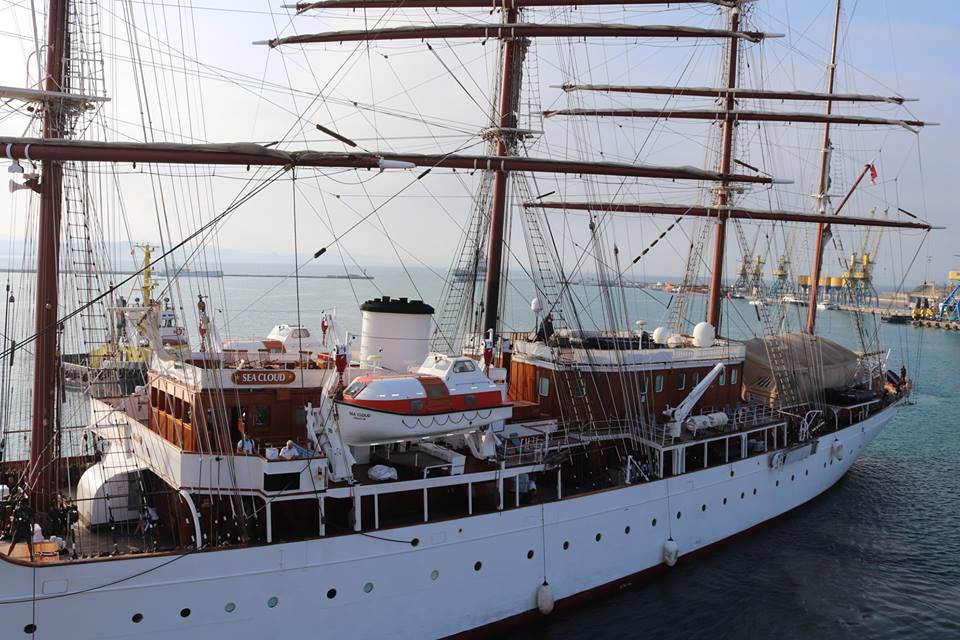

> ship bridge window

[
  {"left": 452, "top": 360, "right": 476, "bottom": 373},
  {"left": 344, "top": 380, "right": 367, "bottom": 397},
  {"left": 539, "top": 377, "right": 550, "bottom": 397},
  {"left": 291, "top": 328, "right": 310, "bottom": 339}
]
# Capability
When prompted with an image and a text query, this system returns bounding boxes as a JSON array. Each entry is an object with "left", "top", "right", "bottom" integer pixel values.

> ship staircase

[
  {"left": 430, "top": 170, "right": 494, "bottom": 355},
  {"left": 514, "top": 174, "right": 603, "bottom": 440}
]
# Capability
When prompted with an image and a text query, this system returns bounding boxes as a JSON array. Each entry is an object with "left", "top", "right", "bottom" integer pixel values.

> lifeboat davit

[{"left": 336, "top": 355, "right": 512, "bottom": 445}]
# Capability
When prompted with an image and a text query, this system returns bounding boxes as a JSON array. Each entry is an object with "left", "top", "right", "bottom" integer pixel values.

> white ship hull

[{"left": 0, "top": 404, "right": 898, "bottom": 639}]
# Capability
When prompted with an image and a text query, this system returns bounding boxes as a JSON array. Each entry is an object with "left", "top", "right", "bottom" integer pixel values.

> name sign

[{"left": 231, "top": 370, "right": 296, "bottom": 385}]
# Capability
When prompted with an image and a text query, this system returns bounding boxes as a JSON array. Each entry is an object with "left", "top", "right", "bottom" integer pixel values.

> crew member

[{"left": 6, "top": 497, "right": 35, "bottom": 560}]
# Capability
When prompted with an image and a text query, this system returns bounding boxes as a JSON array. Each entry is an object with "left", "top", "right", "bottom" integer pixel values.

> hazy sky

[{"left": 1, "top": 0, "right": 957, "bottom": 287}]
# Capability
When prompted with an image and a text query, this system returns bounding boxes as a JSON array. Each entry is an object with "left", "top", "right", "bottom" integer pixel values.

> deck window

[
  {"left": 253, "top": 405, "right": 271, "bottom": 428},
  {"left": 654, "top": 375, "right": 663, "bottom": 393},
  {"left": 677, "top": 373, "right": 686, "bottom": 391},
  {"left": 730, "top": 369, "right": 739, "bottom": 385},
  {"left": 539, "top": 377, "right": 550, "bottom": 397},
  {"left": 573, "top": 378, "right": 587, "bottom": 397},
  {"left": 410, "top": 399, "right": 425, "bottom": 412},
  {"left": 718, "top": 370, "right": 726, "bottom": 386},
  {"left": 692, "top": 372, "right": 700, "bottom": 386}
]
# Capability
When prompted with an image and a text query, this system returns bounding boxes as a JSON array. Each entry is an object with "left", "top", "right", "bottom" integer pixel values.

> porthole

[
  {"left": 722, "top": 498, "right": 728, "bottom": 505},
  {"left": 595, "top": 533, "right": 602, "bottom": 542},
  {"left": 791, "top": 474, "right": 795, "bottom": 481},
  {"left": 701, "top": 504, "right": 706, "bottom": 512},
  {"left": 824, "top": 462, "right": 827, "bottom": 468},
  {"left": 474, "top": 561, "right": 482, "bottom": 571},
  {"left": 430, "top": 570, "right": 440, "bottom": 581},
  {"left": 411, "top": 538, "right": 420, "bottom": 547},
  {"left": 363, "top": 582, "right": 374, "bottom": 594},
  {"left": 326, "top": 589, "right": 337, "bottom": 599},
  {"left": 180, "top": 608, "right": 191, "bottom": 618},
  {"left": 267, "top": 596, "right": 279, "bottom": 608},
  {"left": 740, "top": 492, "right": 745, "bottom": 499},
  {"left": 563, "top": 541, "right": 570, "bottom": 550},
  {"left": 527, "top": 549, "right": 535, "bottom": 559},
  {"left": 753, "top": 488, "right": 757, "bottom": 495},
  {"left": 830, "top": 459, "right": 834, "bottom": 466},
  {"left": 225, "top": 602, "right": 236, "bottom": 613},
  {"left": 676, "top": 511, "right": 682, "bottom": 520},
  {"left": 775, "top": 480, "right": 780, "bottom": 487},
  {"left": 730, "top": 470, "right": 735, "bottom": 477},
  {"left": 23, "top": 624, "right": 37, "bottom": 634},
  {"left": 805, "top": 469, "right": 809, "bottom": 476},
  {"left": 651, "top": 518, "right": 657, "bottom": 527},
  {"left": 624, "top": 526, "right": 631, "bottom": 535},
  {"left": 132, "top": 613, "right": 143, "bottom": 624}
]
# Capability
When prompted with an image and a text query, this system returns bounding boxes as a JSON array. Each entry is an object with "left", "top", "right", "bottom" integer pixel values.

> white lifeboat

[
  {"left": 223, "top": 324, "right": 327, "bottom": 363},
  {"left": 336, "top": 355, "right": 512, "bottom": 445}
]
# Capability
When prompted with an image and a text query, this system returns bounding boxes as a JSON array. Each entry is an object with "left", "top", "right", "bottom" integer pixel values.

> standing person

[
  {"left": 236, "top": 432, "right": 254, "bottom": 455},
  {"left": 7, "top": 498, "right": 35, "bottom": 560}
]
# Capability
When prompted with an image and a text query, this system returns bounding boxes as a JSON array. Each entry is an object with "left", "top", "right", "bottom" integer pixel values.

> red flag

[{"left": 869, "top": 164, "right": 878, "bottom": 185}]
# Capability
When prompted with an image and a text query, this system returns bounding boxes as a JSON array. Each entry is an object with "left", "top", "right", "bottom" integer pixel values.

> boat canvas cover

[{"left": 743, "top": 333, "right": 860, "bottom": 404}]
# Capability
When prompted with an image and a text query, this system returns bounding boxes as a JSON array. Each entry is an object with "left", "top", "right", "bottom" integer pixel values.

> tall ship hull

[{"left": 0, "top": 403, "right": 897, "bottom": 640}]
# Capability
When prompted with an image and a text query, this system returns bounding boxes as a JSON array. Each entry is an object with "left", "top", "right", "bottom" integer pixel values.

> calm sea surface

[{"left": 2, "top": 265, "right": 958, "bottom": 637}]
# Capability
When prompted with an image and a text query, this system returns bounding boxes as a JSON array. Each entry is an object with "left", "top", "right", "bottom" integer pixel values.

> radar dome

[
  {"left": 692, "top": 322, "right": 716, "bottom": 348},
  {"left": 652, "top": 326, "right": 669, "bottom": 345}
]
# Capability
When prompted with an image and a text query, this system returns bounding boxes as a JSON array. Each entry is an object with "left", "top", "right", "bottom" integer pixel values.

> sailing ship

[{"left": 0, "top": 1, "right": 937, "bottom": 638}]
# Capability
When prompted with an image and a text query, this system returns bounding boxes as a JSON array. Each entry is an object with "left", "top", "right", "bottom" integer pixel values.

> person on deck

[
  {"left": 535, "top": 314, "right": 555, "bottom": 343},
  {"left": 6, "top": 498, "right": 35, "bottom": 560},
  {"left": 236, "top": 433, "right": 255, "bottom": 455},
  {"left": 279, "top": 440, "right": 298, "bottom": 460}
]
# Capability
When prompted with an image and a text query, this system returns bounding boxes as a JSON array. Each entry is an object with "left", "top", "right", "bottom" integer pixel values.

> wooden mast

[
  {"left": 482, "top": 7, "right": 522, "bottom": 338},
  {"left": 806, "top": 0, "right": 843, "bottom": 334},
  {"left": 706, "top": 5, "right": 741, "bottom": 330},
  {"left": 30, "top": 0, "right": 69, "bottom": 514}
]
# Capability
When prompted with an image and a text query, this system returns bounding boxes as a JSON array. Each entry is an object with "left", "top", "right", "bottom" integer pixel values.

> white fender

[
  {"left": 662, "top": 538, "right": 679, "bottom": 567},
  {"left": 831, "top": 440, "right": 844, "bottom": 461},
  {"left": 536, "top": 582, "right": 555, "bottom": 615}
]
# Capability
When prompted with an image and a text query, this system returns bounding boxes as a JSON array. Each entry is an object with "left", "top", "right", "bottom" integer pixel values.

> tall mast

[
  {"left": 705, "top": 5, "right": 741, "bottom": 330},
  {"left": 806, "top": 0, "right": 843, "bottom": 334},
  {"left": 481, "top": 8, "right": 523, "bottom": 337},
  {"left": 30, "top": 0, "right": 69, "bottom": 513}
]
